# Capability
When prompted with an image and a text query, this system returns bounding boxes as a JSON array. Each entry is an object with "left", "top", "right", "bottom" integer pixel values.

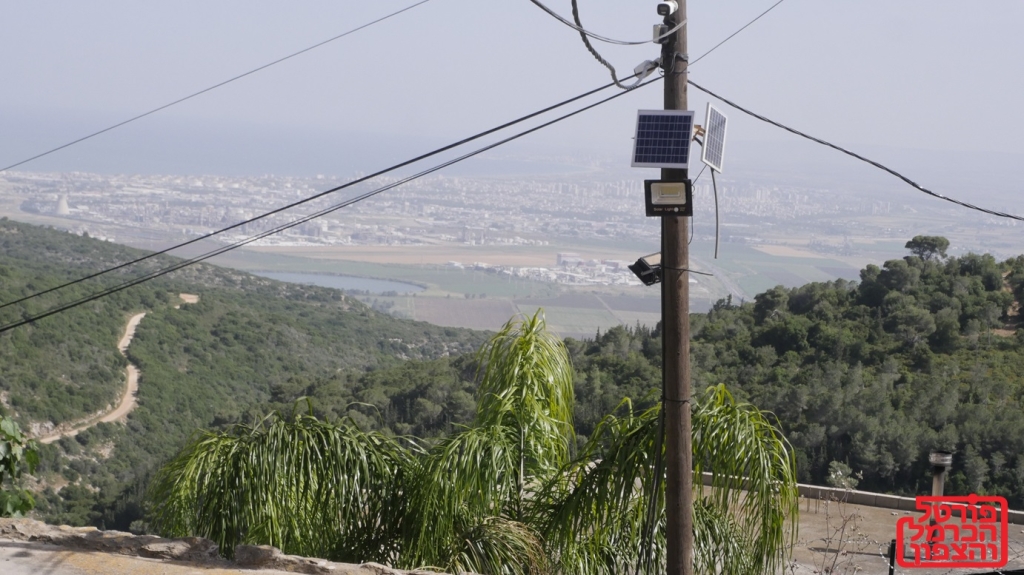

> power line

[
  {"left": 570, "top": 0, "right": 642, "bottom": 90},
  {"left": 0, "top": 0, "right": 434, "bottom": 174},
  {"left": 0, "top": 78, "right": 662, "bottom": 334},
  {"left": 0, "top": 79, "right": 625, "bottom": 312},
  {"left": 570, "top": 0, "right": 783, "bottom": 91},
  {"left": 527, "top": 0, "right": 684, "bottom": 46},
  {"left": 689, "top": 0, "right": 787, "bottom": 66},
  {"left": 688, "top": 80, "right": 1024, "bottom": 223}
]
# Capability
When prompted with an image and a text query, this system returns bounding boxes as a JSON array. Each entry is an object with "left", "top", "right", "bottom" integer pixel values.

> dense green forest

[
  {"left": 1, "top": 219, "right": 1023, "bottom": 530},
  {"left": 574, "top": 238, "right": 1024, "bottom": 507},
  {"left": 0, "top": 218, "right": 485, "bottom": 527},
  {"left": 258, "top": 237, "right": 1024, "bottom": 507}
]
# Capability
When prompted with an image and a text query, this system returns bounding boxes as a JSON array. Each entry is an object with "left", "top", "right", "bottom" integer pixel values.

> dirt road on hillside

[
  {"left": 37, "top": 312, "right": 146, "bottom": 444},
  {"left": 35, "top": 294, "right": 199, "bottom": 444}
]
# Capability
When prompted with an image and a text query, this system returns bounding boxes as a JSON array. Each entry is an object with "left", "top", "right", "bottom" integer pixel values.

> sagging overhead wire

[
  {"left": 0, "top": 77, "right": 662, "bottom": 334},
  {"left": 0, "top": 78, "right": 630, "bottom": 313},
  {"left": 0, "top": 0, "right": 434, "bottom": 174},
  {"left": 688, "top": 80, "right": 1024, "bottom": 223},
  {"left": 570, "top": 0, "right": 660, "bottom": 90},
  {"left": 527, "top": 0, "right": 684, "bottom": 45},
  {"left": 570, "top": 0, "right": 784, "bottom": 91}
]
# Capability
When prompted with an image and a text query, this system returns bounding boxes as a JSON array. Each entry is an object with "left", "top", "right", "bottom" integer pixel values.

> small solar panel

[
  {"left": 701, "top": 103, "right": 728, "bottom": 173},
  {"left": 631, "top": 110, "right": 695, "bottom": 169}
]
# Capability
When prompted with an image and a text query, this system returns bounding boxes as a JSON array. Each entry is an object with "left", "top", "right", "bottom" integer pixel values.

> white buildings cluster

[{"left": 3, "top": 163, "right": 1014, "bottom": 274}]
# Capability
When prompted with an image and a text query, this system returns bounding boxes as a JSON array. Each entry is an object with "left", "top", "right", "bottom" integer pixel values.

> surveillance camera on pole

[{"left": 657, "top": 1, "right": 678, "bottom": 16}]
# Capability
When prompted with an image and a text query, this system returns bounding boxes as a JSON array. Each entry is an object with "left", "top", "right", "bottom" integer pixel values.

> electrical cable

[
  {"left": 692, "top": 138, "right": 721, "bottom": 258},
  {"left": 689, "top": 80, "right": 1024, "bottom": 223},
  {"left": 570, "top": 0, "right": 652, "bottom": 90},
  {"left": 711, "top": 169, "right": 720, "bottom": 259},
  {"left": 689, "top": 164, "right": 707, "bottom": 245},
  {"left": 692, "top": 163, "right": 707, "bottom": 184},
  {"left": 569, "top": 0, "right": 782, "bottom": 92},
  {"left": 0, "top": 78, "right": 629, "bottom": 312},
  {"left": 527, "top": 0, "right": 684, "bottom": 45},
  {"left": 689, "top": 0, "right": 787, "bottom": 67},
  {"left": 663, "top": 266, "right": 713, "bottom": 277},
  {"left": 0, "top": 0, "right": 433, "bottom": 174},
  {"left": 0, "top": 77, "right": 661, "bottom": 334}
]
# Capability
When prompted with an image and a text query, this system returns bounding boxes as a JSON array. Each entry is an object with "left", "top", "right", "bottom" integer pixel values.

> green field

[{"left": 209, "top": 241, "right": 892, "bottom": 335}]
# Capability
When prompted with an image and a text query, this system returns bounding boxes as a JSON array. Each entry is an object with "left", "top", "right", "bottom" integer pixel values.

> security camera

[{"left": 657, "top": 1, "right": 678, "bottom": 16}]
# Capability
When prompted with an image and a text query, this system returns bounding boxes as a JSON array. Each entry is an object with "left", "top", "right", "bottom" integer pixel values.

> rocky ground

[
  {"left": 0, "top": 519, "right": 451, "bottom": 575},
  {"left": 5, "top": 507, "right": 1024, "bottom": 575},
  {"left": 790, "top": 496, "right": 1024, "bottom": 575}
]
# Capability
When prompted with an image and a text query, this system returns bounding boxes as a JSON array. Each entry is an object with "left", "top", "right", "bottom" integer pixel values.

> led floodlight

[
  {"left": 644, "top": 179, "right": 692, "bottom": 217},
  {"left": 628, "top": 252, "right": 662, "bottom": 286}
]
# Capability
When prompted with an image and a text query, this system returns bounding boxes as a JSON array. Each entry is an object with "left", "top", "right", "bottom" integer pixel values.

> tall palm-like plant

[
  {"left": 398, "top": 311, "right": 573, "bottom": 574},
  {"left": 532, "top": 386, "right": 798, "bottom": 574},
  {"left": 149, "top": 310, "right": 798, "bottom": 575},
  {"left": 149, "top": 406, "right": 413, "bottom": 562}
]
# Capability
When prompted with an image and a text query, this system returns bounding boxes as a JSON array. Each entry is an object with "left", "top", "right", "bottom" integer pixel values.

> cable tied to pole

[
  {"left": 661, "top": 396, "right": 692, "bottom": 404},
  {"left": 570, "top": 0, "right": 626, "bottom": 89},
  {"left": 662, "top": 266, "right": 713, "bottom": 277},
  {"left": 569, "top": 0, "right": 657, "bottom": 89},
  {"left": 528, "top": 0, "right": 683, "bottom": 45}
]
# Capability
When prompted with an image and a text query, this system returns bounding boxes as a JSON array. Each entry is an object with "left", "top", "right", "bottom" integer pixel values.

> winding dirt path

[
  {"left": 37, "top": 312, "right": 146, "bottom": 444},
  {"left": 34, "top": 294, "right": 199, "bottom": 444}
]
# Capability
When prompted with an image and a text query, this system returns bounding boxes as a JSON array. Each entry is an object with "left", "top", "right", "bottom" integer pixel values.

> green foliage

[
  {"left": 401, "top": 424, "right": 545, "bottom": 574},
  {"left": 475, "top": 311, "right": 575, "bottom": 483},
  {"left": 0, "top": 219, "right": 484, "bottom": 529},
  {"left": 8, "top": 218, "right": 1024, "bottom": 566},
  {"left": 0, "top": 416, "right": 39, "bottom": 516},
  {"left": 260, "top": 355, "right": 479, "bottom": 439},
  {"left": 905, "top": 235, "right": 950, "bottom": 261},
  {"left": 825, "top": 461, "right": 859, "bottom": 490},
  {"left": 149, "top": 408, "right": 411, "bottom": 561},
  {"left": 533, "top": 386, "right": 797, "bottom": 575},
  {"left": 559, "top": 238, "right": 1024, "bottom": 508},
  {"left": 686, "top": 240, "right": 1024, "bottom": 505},
  {"left": 149, "top": 312, "right": 796, "bottom": 575}
]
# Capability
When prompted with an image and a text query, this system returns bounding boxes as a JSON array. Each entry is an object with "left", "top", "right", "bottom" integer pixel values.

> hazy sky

[{"left": 2, "top": 1, "right": 1023, "bottom": 185}]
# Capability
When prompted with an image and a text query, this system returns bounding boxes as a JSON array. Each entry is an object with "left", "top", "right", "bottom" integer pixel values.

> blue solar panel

[
  {"left": 631, "top": 110, "right": 694, "bottom": 169},
  {"left": 701, "top": 104, "right": 728, "bottom": 173}
]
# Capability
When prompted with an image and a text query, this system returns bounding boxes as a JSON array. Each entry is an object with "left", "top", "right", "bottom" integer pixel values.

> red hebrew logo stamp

[{"left": 895, "top": 495, "right": 1008, "bottom": 569}]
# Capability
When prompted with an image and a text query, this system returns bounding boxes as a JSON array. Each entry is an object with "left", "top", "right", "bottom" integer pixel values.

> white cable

[{"left": 527, "top": 0, "right": 685, "bottom": 45}]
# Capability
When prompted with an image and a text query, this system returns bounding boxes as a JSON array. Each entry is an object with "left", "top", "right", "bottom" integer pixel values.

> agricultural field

[{"left": 207, "top": 239, "right": 884, "bottom": 337}]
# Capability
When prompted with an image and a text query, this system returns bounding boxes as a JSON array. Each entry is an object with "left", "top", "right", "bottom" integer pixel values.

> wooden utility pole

[{"left": 660, "top": 0, "right": 693, "bottom": 573}]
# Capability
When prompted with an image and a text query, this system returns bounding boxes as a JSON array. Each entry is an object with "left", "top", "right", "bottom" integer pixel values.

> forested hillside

[
  {"left": 0, "top": 218, "right": 486, "bottom": 527},
  {"left": 2, "top": 219, "right": 1022, "bottom": 530},
  {"left": 568, "top": 238, "right": 1024, "bottom": 507},
  {"left": 228, "top": 236, "right": 1024, "bottom": 507}
]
